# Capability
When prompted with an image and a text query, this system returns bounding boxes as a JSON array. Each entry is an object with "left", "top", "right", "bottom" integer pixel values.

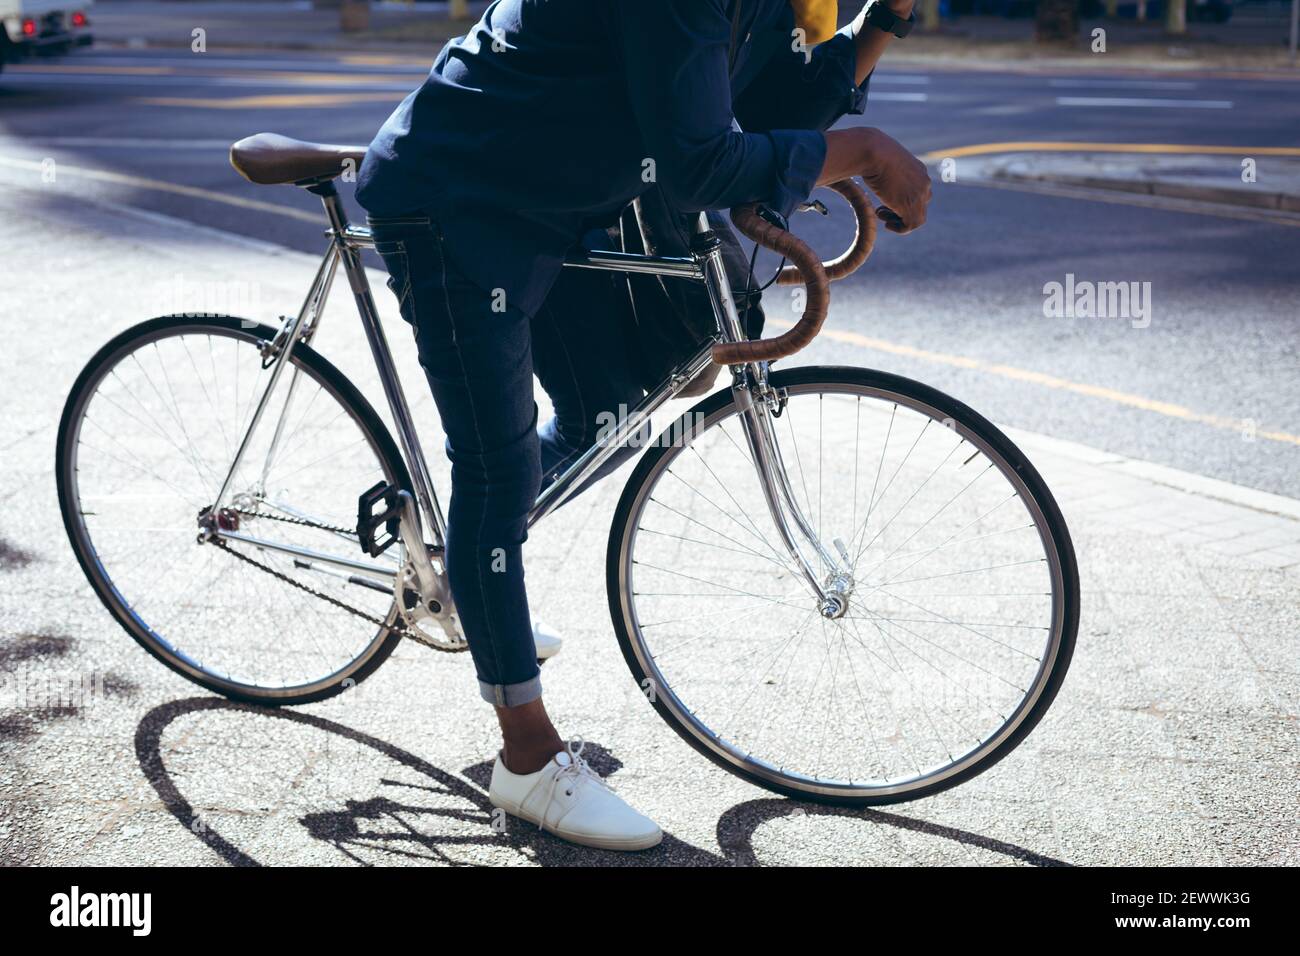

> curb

[
  {"left": 926, "top": 150, "right": 1300, "bottom": 215},
  {"left": 1003, "top": 427, "right": 1300, "bottom": 524},
  {"left": 985, "top": 170, "right": 1300, "bottom": 214},
  {"left": 887, "top": 50, "right": 1300, "bottom": 78}
]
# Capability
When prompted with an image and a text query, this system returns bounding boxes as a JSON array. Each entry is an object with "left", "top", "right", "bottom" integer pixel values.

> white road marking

[
  {"left": 970, "top": 104, "right": 1041, "bottom": 116},
  {"left": 869, "top": 92, "right": 929, "bottom": 102},
  {"left": 1047, "top": 78, "right": 1198, "bottom": 90},
  {"left": 1056, "top": 96, "right": 1233, "bottom": 109},
  {"left": 871, "top": 74, "right": 931, "bottom": 85}
]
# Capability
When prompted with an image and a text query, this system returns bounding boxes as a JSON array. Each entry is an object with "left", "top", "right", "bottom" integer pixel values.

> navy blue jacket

[{"left": 357, "top": 0, "right": 869, "bottom": 318}]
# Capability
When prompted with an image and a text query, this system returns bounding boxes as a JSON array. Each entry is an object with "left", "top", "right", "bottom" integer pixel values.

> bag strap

[{"left": 728, "top": 0, "right": 745, "bottom": 74}]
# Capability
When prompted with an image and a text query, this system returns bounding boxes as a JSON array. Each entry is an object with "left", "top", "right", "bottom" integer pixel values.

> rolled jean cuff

[{"left": 479, "top": 673, "right": 543, "bottom": 708}]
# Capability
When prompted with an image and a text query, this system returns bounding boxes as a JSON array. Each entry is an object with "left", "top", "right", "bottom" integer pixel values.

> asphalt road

[{"left": 2, "top": 48, "right": 1298, "bottom": 496}]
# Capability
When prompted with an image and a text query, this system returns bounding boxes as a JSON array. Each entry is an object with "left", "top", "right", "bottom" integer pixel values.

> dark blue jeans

[{"left": 369, "top": 215, "right": 643, "bottom": 706}]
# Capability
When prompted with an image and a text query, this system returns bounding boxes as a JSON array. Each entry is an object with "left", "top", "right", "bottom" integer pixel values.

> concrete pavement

[{"left": 1, "top": 183, "right": 1296, "bottom": 866}]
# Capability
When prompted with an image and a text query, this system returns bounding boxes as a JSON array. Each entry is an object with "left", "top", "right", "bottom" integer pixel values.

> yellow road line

[
  {"left": 0, "top": 155, "right": 322, "bottom": 224},
  {"left": 920, "top": 141, "right": 1300, "bottom": 162},
  {"left": 340, "top": 54, "right": 428, "bottom": 66},
  {"left": 11, "top": 64, "right": 176, "bottom": 75},
  {"left": 266, "top": 72, "right": 419, "bottom": 86},
  {"left": 11, "top": 64, "right": 420, "bottom": 84},
  {"left": 770, "top": 320, "right": 1300, "bottom": 447},
  {"left": 137, "top": 92, "right": 403, "bottom": 109}
]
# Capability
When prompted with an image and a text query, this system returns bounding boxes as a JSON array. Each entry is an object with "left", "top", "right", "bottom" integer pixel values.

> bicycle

[{"left": 56, "top": 132, "right": 1079, "bottom": 806}]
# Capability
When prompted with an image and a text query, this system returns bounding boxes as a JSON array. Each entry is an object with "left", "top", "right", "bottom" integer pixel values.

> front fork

[
  {"left": 693, "top": 216, "right": 853, "bottom": 619},
  {"left": 732, "top": 374, "right": 853, "bottom": 619}
]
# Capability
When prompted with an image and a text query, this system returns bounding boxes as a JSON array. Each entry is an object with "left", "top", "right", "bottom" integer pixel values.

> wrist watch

[{"left": 863, "top": 0, "right": 916, "bottom": 39}]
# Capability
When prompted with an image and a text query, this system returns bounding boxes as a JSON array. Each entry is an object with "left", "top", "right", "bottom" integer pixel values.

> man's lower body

[{"left": 369, "top": 213, "right": 661, "bottom": 850}]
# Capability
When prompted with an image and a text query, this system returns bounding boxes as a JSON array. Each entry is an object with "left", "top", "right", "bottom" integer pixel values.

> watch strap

[{"left": 864, "top": 1, "right": 915, "bottom": 39}]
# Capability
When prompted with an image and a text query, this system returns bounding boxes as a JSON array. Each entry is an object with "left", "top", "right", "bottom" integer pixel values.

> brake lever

[{"left": 757, "top": 198, "right": 828, "bottom": 232}]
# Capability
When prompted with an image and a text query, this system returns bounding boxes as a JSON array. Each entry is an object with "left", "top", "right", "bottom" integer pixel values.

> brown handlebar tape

[
  {"left": 712, "top": 179, "right": 875, "bottom": 366},
  {"left": 715, "top": 205, "right": 831, "bottom": 365},
  {"left": 781, "top": 179, "right": 877, "bottom": 285}
]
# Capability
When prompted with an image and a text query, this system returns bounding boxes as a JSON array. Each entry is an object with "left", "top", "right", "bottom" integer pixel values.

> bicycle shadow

[
  {"left": 135, "top": 697, "right": 1070, "bottom": 867},
  {"left": 714, "top": 800, "right": 1072, "bottom": 867},
  {"left": 134, "top": 696, "right": 714, "bottom": 867}
]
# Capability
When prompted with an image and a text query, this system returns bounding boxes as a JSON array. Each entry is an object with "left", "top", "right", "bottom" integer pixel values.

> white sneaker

[
  {"left": 532, "top": 619, "right": 563, "bottom": 661},
  {"left": 489, "top": 739, "right": 662, "bottom": 851}
]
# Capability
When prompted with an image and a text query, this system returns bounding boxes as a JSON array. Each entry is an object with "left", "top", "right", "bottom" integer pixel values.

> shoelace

[{"left": 531, "top": 737, "right": 607, "bottom": 831}]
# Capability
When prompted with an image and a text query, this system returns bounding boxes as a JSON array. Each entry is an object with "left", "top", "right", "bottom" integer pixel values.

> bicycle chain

[
  {"left": 229, "top": 507, "right": 354, "bottom": 536},
  {"left": 211, "top": 509, "right": 457, "bottom": 653}
]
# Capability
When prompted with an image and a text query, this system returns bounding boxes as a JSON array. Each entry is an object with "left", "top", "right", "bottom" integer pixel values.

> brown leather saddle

[{"left": 229, "top": 132, "right": 367, "bottom": 186}]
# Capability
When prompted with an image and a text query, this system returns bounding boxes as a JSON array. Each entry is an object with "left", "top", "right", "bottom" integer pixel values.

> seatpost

[{"left": 308, "top": 179, "right": 350, "bottom": 234}]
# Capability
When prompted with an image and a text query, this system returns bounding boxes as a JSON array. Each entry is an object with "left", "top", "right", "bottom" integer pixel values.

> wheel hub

[
  {"left": 820, "top": 593, "right": 848, "bottom": 619},
  {"left": 819, "top": 564, "right": 855, "bottom": 619}
]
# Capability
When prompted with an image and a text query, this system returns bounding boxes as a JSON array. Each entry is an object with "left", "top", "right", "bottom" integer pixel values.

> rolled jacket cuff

[
  {"left": 847, "top": 69, "right": 871, "bottom": 116},
  {"left": 766, "top": 128, "right": 827, "bottom": 219},
  {"left": 826, "top": 28, "right": 872, "bottom": 117}
]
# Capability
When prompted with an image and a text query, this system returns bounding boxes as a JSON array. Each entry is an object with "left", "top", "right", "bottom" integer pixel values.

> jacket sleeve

[
  {"left": 734, "top": 10, "right": 871, "bottom": 134},
  {"left": 612, "top": 0, "right": 825, "bottom": 217}
]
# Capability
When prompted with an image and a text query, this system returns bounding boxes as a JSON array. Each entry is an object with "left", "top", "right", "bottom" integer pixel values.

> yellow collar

[{"left": 790, "top": 0, "right": 838, "bottom": 44}]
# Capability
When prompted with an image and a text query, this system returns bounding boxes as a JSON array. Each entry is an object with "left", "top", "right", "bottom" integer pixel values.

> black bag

[{"left": 607, "top": 187, "right": 766, "bottom": 397}]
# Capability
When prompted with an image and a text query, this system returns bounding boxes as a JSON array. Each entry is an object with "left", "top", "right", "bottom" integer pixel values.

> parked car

[{"left": 0, "top": 0, "right": 93, "bottom": 73}]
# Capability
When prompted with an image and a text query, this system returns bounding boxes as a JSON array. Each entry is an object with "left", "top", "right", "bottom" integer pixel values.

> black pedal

[{"left": 356, "top": 482, "right": 406, "bottom": 557}]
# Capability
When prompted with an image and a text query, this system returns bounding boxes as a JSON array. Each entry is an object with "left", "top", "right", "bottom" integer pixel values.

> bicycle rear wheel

[
  {"left": 608, "top": 366, "right": 1079, "bottom": 805},
  {"left": 56, "top": 315, "right": 410, "bottom": 704}
]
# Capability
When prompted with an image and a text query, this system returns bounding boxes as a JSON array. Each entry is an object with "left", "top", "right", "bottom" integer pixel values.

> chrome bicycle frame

[{"left": 210, "top": 185, "right": 845, "bottom": 621}]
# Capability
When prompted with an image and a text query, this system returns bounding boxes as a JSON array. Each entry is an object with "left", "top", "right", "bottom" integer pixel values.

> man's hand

[{"left": 820, "top": 127, "right": 931, "bottom": 234}]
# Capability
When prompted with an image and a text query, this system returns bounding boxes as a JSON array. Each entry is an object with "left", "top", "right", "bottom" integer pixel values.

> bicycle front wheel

[
  {"left": 57, "top": 315, "right": 411, "bottom": 705},
  {"left": 608, "top": 366, "right": 1078, "bottom": 805}
]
